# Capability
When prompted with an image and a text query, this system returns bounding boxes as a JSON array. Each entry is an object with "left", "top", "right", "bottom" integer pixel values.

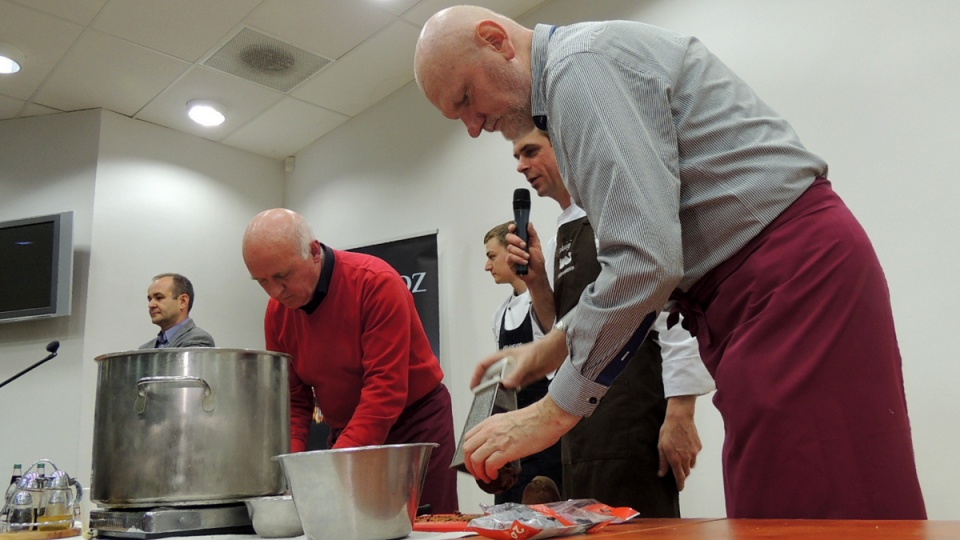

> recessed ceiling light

[
  {"left": 186, "top": 99, "right": 226, "bottom": 127},
  {"left": 0, "top": 43, "right": 23, "bottom": 75}
]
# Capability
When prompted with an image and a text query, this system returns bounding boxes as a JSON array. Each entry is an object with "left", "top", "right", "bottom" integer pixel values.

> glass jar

[
  {"left": 38, "top": 470, "right": 77, "bottom": 531},
  {"left": 7, "top": 489, "right": 34, "bottom": 532}
]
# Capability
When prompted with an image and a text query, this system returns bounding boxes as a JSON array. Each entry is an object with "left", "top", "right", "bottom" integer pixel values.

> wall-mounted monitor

[{"left": 0, "top": 211, "right": 74, "bottom": 323}]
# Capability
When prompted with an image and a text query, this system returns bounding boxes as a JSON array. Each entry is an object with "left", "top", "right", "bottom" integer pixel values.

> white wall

[
  {"left": 0, "top": 110, "right": 100, "bottom": 482},
  {"left": 287, "top": 0, "right": 960, "bottom": 518},
  {"left": 0, "top": 109, "right": 284, "bottom": 518}
]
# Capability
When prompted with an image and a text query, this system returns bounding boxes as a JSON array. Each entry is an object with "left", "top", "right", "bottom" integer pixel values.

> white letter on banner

[{"left": 401, "top": 272, "right": 428, "bottom": 293}]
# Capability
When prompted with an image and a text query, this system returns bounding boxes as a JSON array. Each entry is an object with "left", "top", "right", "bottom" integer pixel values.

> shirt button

[{"left": 588, "top": 397, "right": 598, "bottom": 404}]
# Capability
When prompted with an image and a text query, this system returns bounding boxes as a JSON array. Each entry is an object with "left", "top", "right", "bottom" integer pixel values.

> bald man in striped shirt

[{"left": 415, "top": 5, "right": 925, "bottom": 520}]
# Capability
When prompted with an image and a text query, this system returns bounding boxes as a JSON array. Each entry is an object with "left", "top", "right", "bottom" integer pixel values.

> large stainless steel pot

[{"left": 91, "top": 348, "right": 290, "bottom": 508}]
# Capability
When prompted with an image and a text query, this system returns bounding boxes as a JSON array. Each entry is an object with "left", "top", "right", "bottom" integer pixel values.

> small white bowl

[{"left": 245, "top": 495, "right": 304, "bottom": 538}]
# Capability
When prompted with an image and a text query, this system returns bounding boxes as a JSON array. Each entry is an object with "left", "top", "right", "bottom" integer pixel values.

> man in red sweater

[{"left": 242, "top": 208, "right": 459, "bottom": 513}]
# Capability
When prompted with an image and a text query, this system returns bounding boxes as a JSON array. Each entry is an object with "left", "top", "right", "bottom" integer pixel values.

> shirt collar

[
  {"left": 300, "top": 243, "right": 335, "bottom": 315},
  {"left": 161, "top": 317, "right": 191, "bottom": 343},
  {"left": 531, "top": 24, "right": 556, "bottom": 130}
]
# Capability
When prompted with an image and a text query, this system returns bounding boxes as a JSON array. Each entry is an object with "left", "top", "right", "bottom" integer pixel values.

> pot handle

[{"left": 135, "top": 376, "right": 216, "bottom": 414}]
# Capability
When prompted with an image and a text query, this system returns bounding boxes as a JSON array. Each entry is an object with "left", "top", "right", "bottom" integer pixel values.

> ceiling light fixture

[
  {"left": 0, "top": 43, "right": 24, "bottom": 75},
  {"left": 186, "top": 99, "right": 226, "bottom": 127}
]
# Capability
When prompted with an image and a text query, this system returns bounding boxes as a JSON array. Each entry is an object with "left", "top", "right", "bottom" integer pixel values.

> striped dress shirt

[{"left": 531, "top": 21, "right": 828, "bottom": 416}]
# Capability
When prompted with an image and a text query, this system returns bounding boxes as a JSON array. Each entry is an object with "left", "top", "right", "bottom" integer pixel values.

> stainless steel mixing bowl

[{"left": 274, "top": 443, "right": 437, "bottom": 540}]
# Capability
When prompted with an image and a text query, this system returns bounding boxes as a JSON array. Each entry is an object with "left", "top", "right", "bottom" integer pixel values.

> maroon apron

[{"left": 671, "top": 178, "right": 926, "bottom": 519}]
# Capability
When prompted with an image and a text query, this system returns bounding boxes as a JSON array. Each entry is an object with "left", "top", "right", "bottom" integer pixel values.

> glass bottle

[
  {"left": 34, "top": 464, "right": 46, "bottom": 521},
  {"left": 5, "top": 464, "right": 22, "bottom": 503},
  {"left": 0, "top": 463, "right": 21, "bottom": 532}
]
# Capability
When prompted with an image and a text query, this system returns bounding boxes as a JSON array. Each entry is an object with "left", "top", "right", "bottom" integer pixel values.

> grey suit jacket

[{"left": 139, "top": 318, "right": 216, "bottom": 349}]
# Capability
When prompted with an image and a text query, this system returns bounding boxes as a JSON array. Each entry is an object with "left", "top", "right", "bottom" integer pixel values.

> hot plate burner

[{"left": 90, "top": 503, "right": 253, "bottom": 539}]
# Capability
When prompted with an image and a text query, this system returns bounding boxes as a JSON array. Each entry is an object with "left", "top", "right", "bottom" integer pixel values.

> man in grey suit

[{"left": 139, "top": 273, "right": 215, "bottom": 349}]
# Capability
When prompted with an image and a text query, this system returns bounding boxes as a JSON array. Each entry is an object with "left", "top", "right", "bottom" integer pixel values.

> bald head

[
  {"left": 415, "top": 5, "right": 535, "bottom": 140},
  {"left": 416, "top": 6, "right": 497, "bottom": 87},
  {"left": 243, "top": 208, "right": 322, "bottom": 309},
  {"left": 243, "top": 209, "right": 312, "bottom": 259}
]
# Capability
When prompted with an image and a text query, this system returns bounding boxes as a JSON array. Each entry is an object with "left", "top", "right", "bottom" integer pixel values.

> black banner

[{"left": 348, "top": 232, "right": 440, "bottom": 356}]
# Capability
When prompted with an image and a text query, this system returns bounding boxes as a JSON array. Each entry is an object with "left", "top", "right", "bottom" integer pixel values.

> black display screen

[{"left": 0, "top": 221, "right": 56, "bottom": 312}]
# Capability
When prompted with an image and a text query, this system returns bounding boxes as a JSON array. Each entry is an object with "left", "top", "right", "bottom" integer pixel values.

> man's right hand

[{"left": 463, "top": 395, "right": 580, "bottom": 484}]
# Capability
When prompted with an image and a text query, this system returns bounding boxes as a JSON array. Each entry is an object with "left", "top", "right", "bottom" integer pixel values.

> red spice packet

[{"left": 466, "top": 499, "right": 639, "bottom": 540}]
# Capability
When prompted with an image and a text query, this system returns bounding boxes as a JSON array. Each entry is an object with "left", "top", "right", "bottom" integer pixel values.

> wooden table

[{"left": 580, "top": 518, "right": 960, "bottom": 538}]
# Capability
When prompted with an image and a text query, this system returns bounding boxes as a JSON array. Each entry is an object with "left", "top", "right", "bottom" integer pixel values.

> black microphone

[
  {"left": 0, "top": 340, "right": 60, "bottom": 389},
  {"left": 513, "top": 188, "right": 531, "bottom": 275}
]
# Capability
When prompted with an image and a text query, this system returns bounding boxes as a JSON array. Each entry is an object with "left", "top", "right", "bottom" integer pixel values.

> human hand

[
  {"left": 506, "top": 222, "right": 546, "bottom": 283},
  {"left": 470, "top": 331, "right": 568, "bottom": 390},
  {"left": 657, "top": 395, "right": 702, "bottom": 491},
  {"left": 463, "top": 395, "right": 579, "bottom": 483},
  {"left": 507, "top": 222, "right": 556, "bottom": 330}
]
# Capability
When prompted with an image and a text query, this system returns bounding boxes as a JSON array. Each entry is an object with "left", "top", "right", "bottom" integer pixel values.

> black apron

[{"left": 555, "top": 216, "right": 679, "bottom": 517}]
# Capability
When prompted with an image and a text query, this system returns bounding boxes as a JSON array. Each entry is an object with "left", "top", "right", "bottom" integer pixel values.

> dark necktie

[{"left": 155, "top": 331, "right": 168, "bottom": 348}]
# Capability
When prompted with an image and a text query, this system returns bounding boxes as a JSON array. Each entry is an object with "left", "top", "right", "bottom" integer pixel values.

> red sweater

[{"left": 264, "top": 249, "right": 444, "bottom": 451}]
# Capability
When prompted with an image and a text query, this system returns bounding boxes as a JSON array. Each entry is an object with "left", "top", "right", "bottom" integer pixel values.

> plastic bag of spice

[{"left": 466, "top": 499, "right": 639, "bottom": 540}]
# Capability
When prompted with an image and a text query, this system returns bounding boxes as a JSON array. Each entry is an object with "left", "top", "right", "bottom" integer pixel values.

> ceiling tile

[
  {"left": 292, "top": 20, "right": 420, "bottom": 117},
  {"left": 402, "top": 0, "right": 546, "bottom": 26},
  {"left": 7, "top": 0, "right": 107, "bottom": 26},
  {"left": 223, "top": 97, "right": 349, "bottom": 159},
  {"left": 19, "top": 102, "right": 61, "bottom": 118},
  {"left": 360, "top": 0, "right": 422, "bottom": 18},
  {"left": 90, "top": 0, "right": 261, "bottom": 62},
  {"left": 135, "top": 65, "right": 283, "bottom": 143},
  {"left": 32, "top": 29, "right": 190, "bottom": 116},
  {"left": 0, "top": 93, "right": 23, "bottom": 117},
  {"left": 0, "top": 0, "right": 547, "bottom": 158},
  {"left": 244, "top": 0, "right": 395, "bottom": 60},
  {"left": 0, "top": 1, "right": 84, "bottom": 101}
]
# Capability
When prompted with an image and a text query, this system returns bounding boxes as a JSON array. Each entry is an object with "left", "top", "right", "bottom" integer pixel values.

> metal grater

[{"left": 450, "top": 357, "right": 518, "bottom": 472}]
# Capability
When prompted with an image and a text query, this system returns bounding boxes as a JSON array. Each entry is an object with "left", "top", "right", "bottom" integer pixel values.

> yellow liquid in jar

[{"left": 37, "top": 514, "right": 72, "bottom": 531}]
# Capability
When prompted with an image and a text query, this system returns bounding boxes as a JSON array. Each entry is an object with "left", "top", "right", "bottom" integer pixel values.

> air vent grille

[{"left": 205, "top": 28, "right": 331, "bottom": 92}]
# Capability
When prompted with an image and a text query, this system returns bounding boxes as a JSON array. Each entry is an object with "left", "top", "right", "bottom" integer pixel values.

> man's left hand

[{"left": 658, "top": 395, "right": 702, "bottom": 491}]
